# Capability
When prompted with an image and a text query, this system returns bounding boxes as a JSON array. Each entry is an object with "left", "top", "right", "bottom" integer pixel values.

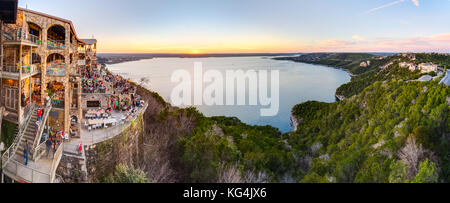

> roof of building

[
  {"left": 17, "top": 8, "right": 86, "bottom": 44},
  {"left": 418, "top": 75, "right": 433, "bottom": 82},
  {"left": 439, "top": 70, "right": 450, "bottom": 86},
  {"left": 80, "top": 39, "right": 97, "bottom": 45},
  {"left": 0, "top": 0, "right": 18, "bottom": 24}
]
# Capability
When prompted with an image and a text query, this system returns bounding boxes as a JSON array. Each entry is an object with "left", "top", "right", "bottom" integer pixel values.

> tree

[
  {"left": 106, "top": 163, "right": 149, "bottom": 183},
  {"left": 139, "top": 77, "right": 150, "bottom": 87},
  {"left": 398, "top": 136, "right": 425, "bottom": 179},
  {"left": 410, "top": 159, "right": 439, "bottom": 183},
  {"left": 389, "top": 161, "right": 408, "bottom": 183}
]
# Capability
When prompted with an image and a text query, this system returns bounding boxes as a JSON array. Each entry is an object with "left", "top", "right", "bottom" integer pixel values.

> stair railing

[
  {"left": 1, "top": 105, "right": 36, "bottom": 168},
  {"left": 32, "top": 98, "right": 53, "bottom": 161}
]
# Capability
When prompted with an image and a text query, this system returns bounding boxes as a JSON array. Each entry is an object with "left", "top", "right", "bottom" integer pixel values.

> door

[{"left": 3, "top": 86, "right": 18, "bottom": 111}]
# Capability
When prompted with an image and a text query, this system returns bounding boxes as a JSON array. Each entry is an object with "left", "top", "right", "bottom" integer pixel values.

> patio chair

[{"left": 88, "top": 126, "right": 92, "bottom": 132}]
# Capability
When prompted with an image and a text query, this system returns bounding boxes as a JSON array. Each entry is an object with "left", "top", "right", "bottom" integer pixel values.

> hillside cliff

[{"left": 110, "top": 53, "right": 449, "bottom": 183}]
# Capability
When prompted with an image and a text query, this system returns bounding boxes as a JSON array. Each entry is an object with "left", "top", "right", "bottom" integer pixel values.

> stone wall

[
  {"left": 57, "top": 154, "right": 88, "bottom": 183},
  {"left": 83, "top": 114, "right": 144, "bottom": 182},
  {"left": 81, "top": 94, "right": 110, "bottom": 109}
]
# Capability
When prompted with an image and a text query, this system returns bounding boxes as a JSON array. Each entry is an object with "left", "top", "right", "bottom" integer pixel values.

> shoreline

[{"left": 100, "top": 54, "right": 301, "bottom": 66}]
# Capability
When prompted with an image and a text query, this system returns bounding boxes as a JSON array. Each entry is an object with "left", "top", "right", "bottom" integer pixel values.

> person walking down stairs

[
  {"left": 46, "top": 139, "right": 52, "bottom": 158},
  {"left": 16, "top": 110, "right": 39, "bottom": 164},
  {"left": 24, "top": 140, "right": 29, "bottom": 166},
  {"left": 37, "top": 107, "right": 42, "bottom": 122}
]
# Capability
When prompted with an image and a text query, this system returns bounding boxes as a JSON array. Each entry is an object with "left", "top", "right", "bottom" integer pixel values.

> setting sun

[{"left": 190, "top": 50, "right": 201, "bottom": 54}]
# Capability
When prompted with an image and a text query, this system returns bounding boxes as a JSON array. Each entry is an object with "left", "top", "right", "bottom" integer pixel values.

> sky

[{"left": 18, "top": 0, "right": 450, "bottom": 53}]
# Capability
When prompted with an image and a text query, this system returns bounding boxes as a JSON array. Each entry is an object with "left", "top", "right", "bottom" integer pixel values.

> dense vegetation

[
  {"left": 174, "top": 109, "right": 294, "bottom": 182},
  {"left": 1, "top": 120, "right": 17, "bottom": 149},
  {"left": 130, "top": 53, "right": 449, "bottom": 183},
  {"left": 106, "top": 163, "right": 149, "bottom": 183},
  {"left": 291, "top": 80, "right": 449, "bottom": 183},
  {"left": 274, "top": 53, "right": 383, "bottom": 75},
  {"left": 416, "top": 53, "right": 450, "bottom": 68},
  {"left": 336, "top": 63, "right": 423, "bottom": 98}
]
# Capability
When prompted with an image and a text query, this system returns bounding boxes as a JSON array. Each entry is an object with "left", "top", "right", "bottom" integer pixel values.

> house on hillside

[
  {"left": 418, "top": 63, "right": 438, "bottom": 73},
  {"left": 399, "top": 62, "right": 417, "bottom": 72},
  {"left": 360, "top": 61, "right": 371, "bottom": 67}
]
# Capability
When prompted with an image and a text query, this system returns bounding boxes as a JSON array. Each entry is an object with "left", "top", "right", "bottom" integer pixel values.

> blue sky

[{"left": 18, "top": 0, "right": 450, "bottom": 53}]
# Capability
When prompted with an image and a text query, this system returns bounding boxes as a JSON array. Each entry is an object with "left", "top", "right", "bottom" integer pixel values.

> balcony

[
  {"left": 77, "top": 47, "right": 86, "bottom": 54},
  {"left": 1, "top": 64, "right": 40, "bottom": 79},
  {"left": 47, "top": 39, "right": 66, "bottom": 49},
  {"left": 52, "top": 100, "right": 65, "bottom": 109},
  {"left": 46, "top": 62, "right": 66, "bottom": 77},
  {"left": 77, "top": 59, "right": 86, "bottom": 66},
  {"left": 82, "top": 88, "right": 107, "bottom": 94},
  {"left": 3, "top": 27, "right": 42, "bottom": 47},
  {"left": 70, "top": 65, "right": 80, "bottom": 76}
]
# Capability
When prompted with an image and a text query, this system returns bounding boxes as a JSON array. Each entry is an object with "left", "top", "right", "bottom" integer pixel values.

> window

[{"left": 87, "top": 101, "right": 100, "bottom": 108}]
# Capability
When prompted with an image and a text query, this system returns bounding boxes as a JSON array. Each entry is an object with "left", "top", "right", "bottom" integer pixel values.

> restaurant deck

[{"left": 67, "top": 102, "right": 148, "bottom": 147}]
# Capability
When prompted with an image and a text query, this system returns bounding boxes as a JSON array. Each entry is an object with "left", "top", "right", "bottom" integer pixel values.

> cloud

[
  {"left": 366, "top": 0, "right": 420, "bottom": 13},
  {"left": 320, "top": 39, "right": 354, "bottom": 47},
  {"left": 352, "top": 35, "right": 366, "bottom": 41},
  {"left": 311, "top": 33, "right": 450, "bottom": 53}
]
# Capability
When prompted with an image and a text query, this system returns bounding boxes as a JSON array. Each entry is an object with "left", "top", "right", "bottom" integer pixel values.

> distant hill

[
  {"left": 288, "top": 52, "right": 450, "bottom": 183},
  {"left": 274, "top": 53, "right": 384, "bottom": 75},
  {"left": 97, "top": 53, "right": 302, "bottom": 65}
]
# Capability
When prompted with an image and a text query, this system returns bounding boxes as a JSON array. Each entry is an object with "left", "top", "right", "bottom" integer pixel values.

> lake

[{"left": 108, "top": 57, "right": 350, "bottom": 133}]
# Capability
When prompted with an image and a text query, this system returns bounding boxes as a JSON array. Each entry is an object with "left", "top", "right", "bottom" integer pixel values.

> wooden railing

[
  {"left": 46, "top": 62, "right": 66, "bottom": 76},
  {"left": 2, "top": 26, "right": 41, "bottom": 45},
  {"left": 2, "top": 65, "right": 19, "bottom": 73},
  {"left": 2, "top": 156, "right": 51, "bottom": 183},
  {"left": 47, "top": 39, "right": 65, "bottom": 49},
  {"left": 2, "top": 64, "right": 40, "bottom": 75},
  {"left": 49, "top": 143, "right": 63, "bottom": 183},
  {"left": 32, "top": 138, "right": 48, "bottom": 162},
  {"left": 32, "top": 98, "right": 52, "bottom": 161}
]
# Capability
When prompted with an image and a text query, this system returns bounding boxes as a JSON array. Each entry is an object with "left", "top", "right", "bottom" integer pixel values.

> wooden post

[
  {"left": 1, "top": 20, "right": 3, "bottom": 95},
  {"left": 30, "top": 47, "right": 32, "bottom": 102},
  {"left": 18, "top": 44, "right": 23, "bottom": 125},
  {"left": 0, "top": 20, "right": 3, "bottom": 144}
]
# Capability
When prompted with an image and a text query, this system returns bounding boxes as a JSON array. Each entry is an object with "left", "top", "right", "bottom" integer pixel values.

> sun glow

[{"left": 190, "top": 50, "right": 201, "bottom": 54}]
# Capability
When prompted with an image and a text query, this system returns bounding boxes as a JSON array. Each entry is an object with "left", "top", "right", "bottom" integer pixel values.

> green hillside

[{"left": 291, "top": 80, "right": 449, "bottom": 182}]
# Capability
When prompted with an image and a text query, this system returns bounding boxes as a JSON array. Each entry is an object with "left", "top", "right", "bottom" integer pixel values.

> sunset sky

[{"left": 19, "top": 0, "right": 450, "bottom": 53}]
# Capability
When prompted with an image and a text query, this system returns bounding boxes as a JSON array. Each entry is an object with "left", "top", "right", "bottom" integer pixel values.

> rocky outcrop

[
  {"left": 84, "top": 114, "right": 144, "bottom": 182},
  {"left": 57, "top": 154, "right": 88, "bottom": 183},
  {"left": 335, "top": 94, "right": 345, "bottom": 101}
]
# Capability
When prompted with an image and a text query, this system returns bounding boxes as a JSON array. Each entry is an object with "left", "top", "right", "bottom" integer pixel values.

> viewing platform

[{"left": 67, "top": 102, "right": 148, "bottom": 147}]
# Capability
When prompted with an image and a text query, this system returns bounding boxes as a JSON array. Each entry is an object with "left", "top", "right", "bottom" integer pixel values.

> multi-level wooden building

[
  {"left": 0, "top": 8, "right": 94, "bottom": 135},
  {"left": 1, "top": 4, "right": 145, "bottom": 184},
  {"left": 0, "top": 7, "right": 97, "bottom": 183}
]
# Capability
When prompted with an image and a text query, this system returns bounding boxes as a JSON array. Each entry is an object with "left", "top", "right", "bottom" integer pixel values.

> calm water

[{"left": 108, "top": 57, "right": 350, "bottom": 133}]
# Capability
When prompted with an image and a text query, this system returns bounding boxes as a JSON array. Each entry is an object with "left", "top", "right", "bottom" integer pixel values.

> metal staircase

[
  {"left": 1, "top": 100, "right": 58, "bottom": 183},
  {"left": 1, "top": 105, "right": 36, "bottom": 168}
]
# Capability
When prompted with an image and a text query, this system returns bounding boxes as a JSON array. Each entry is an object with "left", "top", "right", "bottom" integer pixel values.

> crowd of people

[
  {"left": 105, "top": 74, "right": 136, "bottom": 95},
  {"left": 81, "top": 67, "right": 109, "bottom": 94}
]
